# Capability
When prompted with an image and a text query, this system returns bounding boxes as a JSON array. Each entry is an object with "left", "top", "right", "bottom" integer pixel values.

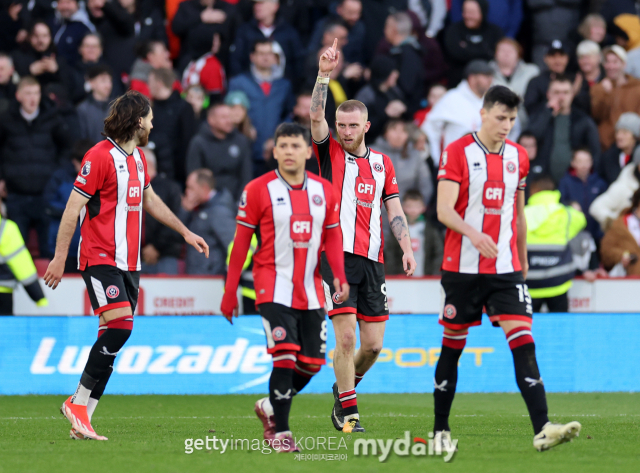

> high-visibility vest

[
  {"left": 0, "top": 217, "right": 47, "bottom": 306},
  {"left": 525, "top": 191, "right": 587, "bottom": 299}
]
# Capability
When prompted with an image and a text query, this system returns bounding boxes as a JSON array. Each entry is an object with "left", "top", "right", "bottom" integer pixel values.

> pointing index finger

[{"left": 332, "top": 38, "right": 338, "bottom": 51}]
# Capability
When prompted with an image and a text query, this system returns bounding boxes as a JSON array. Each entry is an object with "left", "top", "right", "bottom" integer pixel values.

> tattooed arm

[
  {"left": 385, "top": 197, "right": 417, "bottom": 276},
  {"left": 310, "top": 38, "right": 340, "bottom": 142}
]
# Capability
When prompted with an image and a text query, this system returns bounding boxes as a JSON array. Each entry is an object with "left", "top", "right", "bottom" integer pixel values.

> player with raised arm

[
  {"left": 435, "top": 85, "right": 582, "bottom": 451},
  {"left": 43, "top": 91, "right": 209, "bottom": 441},
  {"left": 221, "top": 123, "right": 349, "bottom": 452},
  {"left": 309, "top": 39, "right": 417, "bottom": 433}
]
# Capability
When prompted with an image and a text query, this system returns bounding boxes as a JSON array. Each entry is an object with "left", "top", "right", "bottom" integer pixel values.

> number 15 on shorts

[{"left": 516, "top": 284, "right": 533, "bottom": 315}]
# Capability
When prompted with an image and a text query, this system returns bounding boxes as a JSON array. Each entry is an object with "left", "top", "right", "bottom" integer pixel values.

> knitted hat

[{"left": 616, "top": 112, "right": 640, "bottom": 138}]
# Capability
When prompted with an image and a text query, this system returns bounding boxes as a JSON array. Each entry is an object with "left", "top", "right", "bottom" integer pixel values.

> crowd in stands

[{"left": 2, "top": 0, "right": 640, "bottom": 282}]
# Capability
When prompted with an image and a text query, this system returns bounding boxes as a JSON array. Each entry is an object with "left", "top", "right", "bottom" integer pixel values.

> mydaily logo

[{"left": 353, "top": 431, "right": 457, "bottom": 462}]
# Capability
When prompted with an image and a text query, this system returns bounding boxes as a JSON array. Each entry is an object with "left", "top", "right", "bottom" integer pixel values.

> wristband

[{"left": 316, "top": 76, "right": 330, "bottom": 84}]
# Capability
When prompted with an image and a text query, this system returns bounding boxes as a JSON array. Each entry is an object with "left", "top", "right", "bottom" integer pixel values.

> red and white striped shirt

[
  {"left": 73, "top": 138, "right": 151, "bottom": 272},
  {"left": 236, "top": 170, "right": 340, "bottom": 310},
  {"left": 313, "top": 133, "right": 399, "bottom": 263},
  {"left": 438, "top": 133, "right": 529, "bottom": 274}
]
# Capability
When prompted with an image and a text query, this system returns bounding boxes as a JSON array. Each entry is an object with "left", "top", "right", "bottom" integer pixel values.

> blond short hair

[{"left": 336, "top": 100, "right": 368, "bottom": 121}]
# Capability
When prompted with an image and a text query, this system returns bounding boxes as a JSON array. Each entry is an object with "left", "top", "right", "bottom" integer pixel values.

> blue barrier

[{"left": 1, "top": 314, "right": 638, "bottom": 395}]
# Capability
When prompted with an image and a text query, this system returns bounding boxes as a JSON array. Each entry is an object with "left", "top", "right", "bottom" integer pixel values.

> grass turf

[{"left": 0, "top": 393, "right": 638, "bottom": 473}]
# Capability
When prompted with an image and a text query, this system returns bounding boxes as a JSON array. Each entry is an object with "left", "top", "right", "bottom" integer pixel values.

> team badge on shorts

[
  {"left": 506, "top": 162, "right": 516, "bottom": 173},
  {"left": 312, "top": 195, "right": 323, "bottom": 206},
  {"left": 137, "top": 161, "right": 144, "bottom": 172},
  {"left": 106, "top": 285, "right": 120, "bottom": 299},
  {"left": 332, "top": 292, "right": 343, "bottom": 305},
  {"left": 272, "top": 326, "right": 287, "bottom": 341},
  {"left": 373, "top": 163, "right": 383, "bottom": 172},
  {"left": 81, "top": 161, "right": 91, "bottom": 176},
  {"left": 443, "top": 304, "right": 457, "bottom": 319}
]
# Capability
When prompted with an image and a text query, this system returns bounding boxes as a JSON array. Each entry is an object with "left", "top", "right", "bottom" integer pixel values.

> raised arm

[{"left": 310, "top": 38, "right": 340, "bottom": 142}]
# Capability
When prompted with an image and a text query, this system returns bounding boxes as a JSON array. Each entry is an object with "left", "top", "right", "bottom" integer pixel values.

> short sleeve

[
  {"left": 73, "top": 149, "right": 106, "bottom": 199},
  {"left": 518, "top": 146, "right": 530, "bottom": 190},
  {"left": 139, "top": 148, "right": 151, "bottom": 189},
  {"left": 381, "top": 155, "right": 400, "bottom": 202},
  {"left": 312, "top": 132, "right": 343, "bottom": 180},
  {"left": 236, "top": 181, "right": 262, "bottom": 228},
  {"left": 437, "top": 145, "right": 464, "bottom": 183},
  {"left": 324, "top": 184, "right": 341, "bottom": 229}
]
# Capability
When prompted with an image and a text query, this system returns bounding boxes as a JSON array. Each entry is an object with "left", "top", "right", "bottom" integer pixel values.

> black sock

[
  {"left": 269, "top": 367, "right": 294, "bottom": 432},
  {"left": 434, "top": 339, "right": 465, "bottom": 432},
  {"left": 90, "top": 366, "right": 113, "bottom": 401},
  {"left": 511, "top": 342, "right": 549, "bottom": 434},
  {"left": 292, "top": 363, "right": 320, "bottom": 395},
  {"left": 83, "top": 328, "right": 131, "bottom": 381}
]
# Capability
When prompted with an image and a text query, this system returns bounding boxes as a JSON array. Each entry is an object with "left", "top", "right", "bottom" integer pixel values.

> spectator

[
  {"left": 229, "top": 0, "right": 304, "bottom": 84},
  {"left": 600, "top": 188, "right": 640, "bottom": 276},
  {"left": 171, "top": 0, "right": 236, "bottom": 72},
  {"left": 181, "top": 168, "right": 235, "bottom": 275},
  {"left": 443, "top": 0, "right": 503, "bottom": 86},
  {"left": 43, "top": 139, "right": 91, "bottom": 273},
  {"left": 228, "top": 39, "right": 294, "bottom": 174},
  {"left": 591, "top": 45, "right": 640, "bottom": 152},
  {"left": 148, "top": 67, "right": 196, "bottom": 184},
  {"left": 186, "top": 103, "right": 252, "bottom": 201},
  {"left": 518, "top": 132, "right": 545, "bottom": 199},
  {"left": 525, "top": 175, "right": 586, "bottom": 312},
  {"left": 0, "top": 53, "right": 17, "bottom": 115},
  {"left": 71, "top": 33, "right": 123, "bottom": 101},
  {"left": 385, "top": 189, "right": 444, "bottom": 277},
  {"left": 449, "top": 0, "right": 523, "bottom": 38},
  {"left": 141, "top": 148, "right": 183, "bottom": 275},
  {"left": 576, "top": 13, "right": 610, "bottom": 48},
  {"left": 0, "top": 76, "right": 71, "bottom": 257},
  {"left": 12, "top": 21, "right": 73, "bottom": 97},
  {"left": 381, "top": 12, "right": 425, "bottom": 116},
  {"left": 527, "top": 0, "right": 581, "bottom": 67},
  {"left": 574, "top": 40, "right": 603, "bottom": 98},
  {"left": 527, "top": 75, "right": 600, "bottom": 183},
  {"left": 76, "top": 64, "right": 112, "bottom": 144},
  {"left": 423, "top": 60, "right": 494, "bottom": 162},
  {"left": 354, "top": 55, "right": 404, "bottom": 142},
  {"left": 558, "top": 148, "right": 607, "bottom": 242},
  {"left": 413, "top": 84, "right": 446, "bottom": 128},
  {"left": 599, "top": 112, "right": 640, "bottom": 186},
  {"left": 491, "top": 38, "right": 540, "bottom": 128},
  {"left": 129, "top": 40, "right": 176, "bottom": 98},
  {"left": 225, "top": 90, "right": 257, "bottom": 143},
  {"left": 51, "top": 0, "right": 95, "bottom": 67},
  {"left": 182, "top": 32, "right": 226, "bottom": 97},
  {"left": 185, "top": 84, "right": 206, "bottom": 122},
  {"left": 308, "top": 0, "right": 365, "bottom": 65},
  {"left": 590, "top": 158, "right": 640, "bottom": 232},
  {"left": 86, "top": 0, "right": 135, "bottom": 83},
  {"left": 0, "top": 2, "right": 23, "bottom": 54},
  {"left": 372, "top": 119, "right": 433, "bottom": 205},
  {"left": 425, "top": 0, "right": 448, "bottom": 39},
  {"left": 524, "top": 40, "right": 589, "bottom": 116}
]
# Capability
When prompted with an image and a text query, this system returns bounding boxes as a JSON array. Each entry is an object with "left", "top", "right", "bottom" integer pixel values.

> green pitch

[{"left": 1, "top": 393, "right": 638, "bottom": 473}]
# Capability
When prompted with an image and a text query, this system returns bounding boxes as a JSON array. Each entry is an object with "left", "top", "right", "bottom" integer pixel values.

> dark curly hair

[{"left": 103, "top": 91, "right": 151, "bottom": 143}]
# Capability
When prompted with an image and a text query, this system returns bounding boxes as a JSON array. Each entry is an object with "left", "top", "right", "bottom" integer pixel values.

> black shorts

[
  {"left": 81, "top": 265, "right": 141, "bottom": 315},
  {"left": 439, "top": 271, "right": 533, "bottom": 330},
  {"left": 258, "top": 302, "right": 327, "bottom": 365},
  {"left": 321, "top": 252, "right": 389, "bottom": 322}
]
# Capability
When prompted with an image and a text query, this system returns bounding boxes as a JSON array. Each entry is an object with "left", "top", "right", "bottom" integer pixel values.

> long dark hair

[{"left": 103, "top": 91, "right": 151, "bottom": 143}]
